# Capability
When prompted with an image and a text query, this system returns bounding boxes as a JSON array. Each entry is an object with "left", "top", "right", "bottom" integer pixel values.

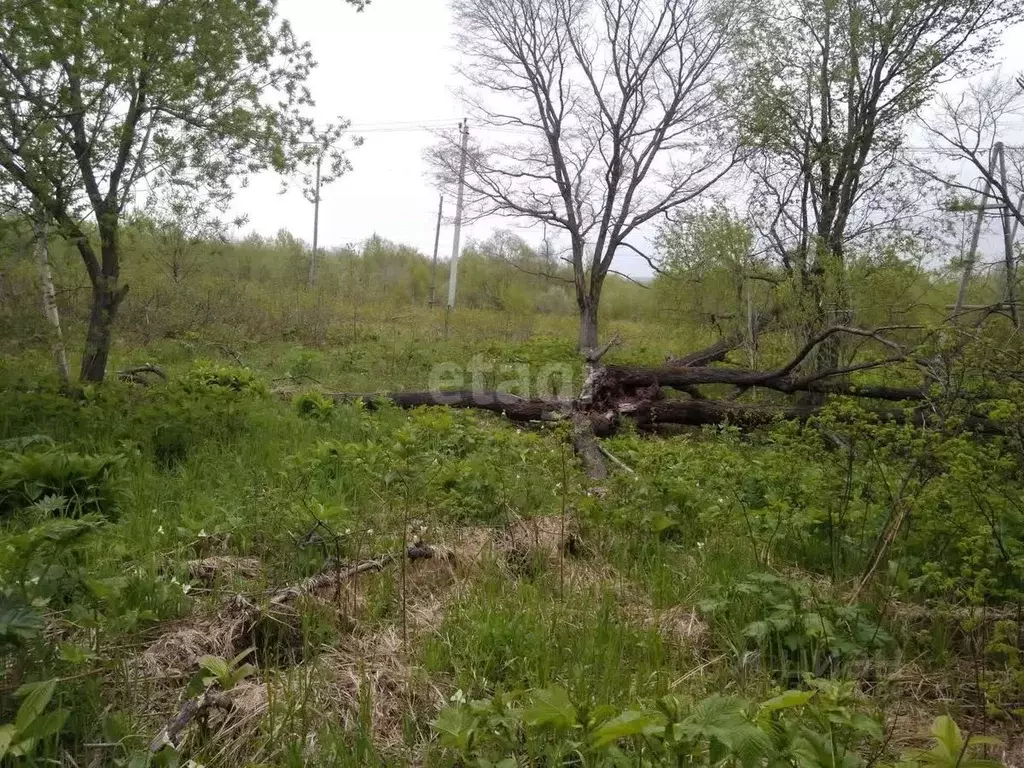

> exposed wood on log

[
  {"left": 571, "top": 413, "right": 608, "bottom": 480},
  {"left": 668, "top": 307, "right": 779, "bottom": 367},
  {"left": 150, "top": 690, "right": 232, "bottom": 752},
  {"left": 671, "top": 332, "right": 744, "bottom": 368},
  {"left": 269, "top": 544, "right": 435, "bottom": 606},
  {"left": 585, "top": 334, "right": 621, "bottom": 364},
  {"left": 118, "top": 364, "right": 167, "bottom": 385}
]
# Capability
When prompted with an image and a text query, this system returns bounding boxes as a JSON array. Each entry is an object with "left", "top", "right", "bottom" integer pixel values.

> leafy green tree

[
  {"left": 0, "top": 0, "right": 362, "bottom": 381},
  {"left": 737, "top": 0, "right": 1022, "bottom": 362}
]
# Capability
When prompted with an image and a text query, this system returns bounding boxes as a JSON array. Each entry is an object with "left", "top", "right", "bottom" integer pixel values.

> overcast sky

[{"left": 229, "top": 0, "right": 1024, "bottom": 278}]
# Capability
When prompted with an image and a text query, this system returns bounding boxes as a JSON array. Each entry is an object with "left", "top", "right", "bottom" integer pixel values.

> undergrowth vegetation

[{"left": 1, "top": 227, "right": 1023, "bottom": 766}]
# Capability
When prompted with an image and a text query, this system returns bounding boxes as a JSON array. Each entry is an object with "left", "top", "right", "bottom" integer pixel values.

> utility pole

[
  {"left": 429, "top": 195, "right": 444, "bottom": 307},
  {"left": 955, "top": 146, "right": 996, "bottom": 317},
  {"left": 307, "top": 153, "right": 322, "bottom": 290},
  {"left": 996, "top": 142, "right": 1021, "bottom": 328},
  {"left": 447, "top": 120, "right": 469, "bottom": 316}
]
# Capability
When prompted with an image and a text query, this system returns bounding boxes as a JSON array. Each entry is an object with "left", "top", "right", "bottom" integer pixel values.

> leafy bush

[
  {"left": 700, "top": 573, "right": 892, "bottom": 680},
  {"left": 431, "top": 677, "right": 893, "bottom": 767},
  {"left": 0, "top": 448, "right": 123, "bottom": 519},
  {"left": 293, "top": 391, "right": 334, "bottom": 421},
  {"left": 137, "top": 386, "right": 256, "bottom": 468},
  {"left": 181, "top": 361, "right": 268, "bottom": 396}
]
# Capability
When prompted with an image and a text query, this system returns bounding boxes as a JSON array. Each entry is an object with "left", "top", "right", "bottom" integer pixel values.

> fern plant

[{"left": 0, "top": 448, "right": 123, "bottom": 519}]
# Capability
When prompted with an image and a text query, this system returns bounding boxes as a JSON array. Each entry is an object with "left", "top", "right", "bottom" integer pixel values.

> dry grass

[
  {"left": 187, "top": 556, "right": 263, "bottom": 586},
  {"left": 134, "top": 539, "right": 468, "bottom": 759}
]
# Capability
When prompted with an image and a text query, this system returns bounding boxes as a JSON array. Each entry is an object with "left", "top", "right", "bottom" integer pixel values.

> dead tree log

[
  {"left": 604, "top": 364, "right": 925, "bottom": 402},
  {"left": 150, "top": 690, "right": 233, "bottom": 752},
  {"left": 318, "top": 324, "right": 1002, "bottom": 475},
  {"left": 571, "top": 413, "right": 608, "bottom": 481},
  {"left": 668, "top": 307, "right": 780, "bottom": 367},
  {"left": 331, "top": 390, "right": 563, "bottom": 422}
]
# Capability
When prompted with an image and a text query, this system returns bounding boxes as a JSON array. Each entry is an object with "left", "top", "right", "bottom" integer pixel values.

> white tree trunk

[{"left": 35, "top": 220, "right": 70, "bottom": 386}]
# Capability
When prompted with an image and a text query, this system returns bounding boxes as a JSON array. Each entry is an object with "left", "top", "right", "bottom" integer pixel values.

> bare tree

[
  {"left": 434, "top": 0, "right": 739, "bottom": 351},
  {"left": 917, "top": 74, "right": 1024, "bottom": 226},
  {"left": 914, "top": 74, "right": 1024, "bottom": 318}
]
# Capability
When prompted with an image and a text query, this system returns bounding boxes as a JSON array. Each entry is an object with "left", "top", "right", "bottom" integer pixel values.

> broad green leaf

[
  {"left": 16, "top": 708, "right": 68, "bottom": 743},
  {"left": 523, "top": 686, "right": 577, "bottom": 730},
  {"left": 759, "top": 689, "right": 816, "bottom": 717},
  {"left": 230, "top": 647, "right": 256, "bottom": 668},
  {"left": 0, "top": 724, "right": 15, "bottom": 758},
  {"left": 930, "top": 715, "right": 962, "bottom": 757},
  {"left": 15, "top": 679, "right": 56, "bottom": 733},
  {"left": 589, "top": 710, "right": 664, "bottom": 748},
  {"left": 431, "top": 705, "right": 477, "bottom": 750},
  {"left": 0, "top": 601, "right": 44, "bottom": 642}
]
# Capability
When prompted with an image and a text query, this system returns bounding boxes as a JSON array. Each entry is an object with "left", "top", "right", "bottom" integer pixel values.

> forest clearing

[{"left": 4, "top": 0, "right": 1024, "bottom": 765}]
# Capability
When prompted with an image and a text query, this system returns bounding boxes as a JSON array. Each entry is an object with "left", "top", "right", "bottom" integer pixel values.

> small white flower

[
  {"left": 157, "top": 525, "right": 165, "bottom": 535},
  {"left": 450, "top": 689, "right": 467, "bottom": 704},
  {"left": 717, "top": 498, "right": 724, "bottom": 504},
  {"left": 170, "top": 576, "right": 180, "bottom": 585},
  {"left": 198, "top": 529, "right": 208, "bottom": 538},
  {"left": 28, "top": 576, "right": 39, "bottom": 585},
  {"left": 697, "top": 541, "right": 705, "bottom": 551},
  {"left": 344, "top": 528, "right": 352, "bottom": 535},
  {"left": 366, "top": 528, "right": 374, "bottom": 536},
  {"left": 181, "top": 583, "right": 192, "bottom": 594}
]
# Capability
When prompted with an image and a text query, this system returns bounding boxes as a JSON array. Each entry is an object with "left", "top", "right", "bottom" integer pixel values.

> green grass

[{"left": 2, "top": 231, "right": 1023, "bottom": 766}]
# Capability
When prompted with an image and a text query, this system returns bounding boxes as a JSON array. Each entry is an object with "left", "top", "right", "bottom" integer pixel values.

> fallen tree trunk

[
  {"left": 624, "top": 400, "right": 1001, "bottom": 434},
  {"left": 603, "top": 364, "right": 925, "bottom": 402},
  {"left": 316, "top": 323, "right": 1000, "bottom": 478},
  {"left": 150, "top": 690, "right": 233, "bottom": 752},
  {"left": 667, "top": 307, "right": 779, "bottom": 367},
  {"left": 331, "top": 390, "right": 562, "bottom": 422},
  {"left": 571, "top": 413, "right": 608, "bottom": 481}
]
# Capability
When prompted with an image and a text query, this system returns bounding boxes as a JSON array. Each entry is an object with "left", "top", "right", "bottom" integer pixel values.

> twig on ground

[{"left": 597, "top": 443, "right": 636, "bottom": 476}]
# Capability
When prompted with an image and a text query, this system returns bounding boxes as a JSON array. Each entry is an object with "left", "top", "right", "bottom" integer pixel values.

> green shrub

[
  {"left": 699, "top": 573, "right": 892, "bottom": 681},
  {"left": 181, "top": 361, "right": 268, "bottom": 396},
  {"left": 430, "top": 677, "right": 893, "bottom": 767},
  {"left": 293, "top": 391, "right": 334, "bottom": 421},
  {"left": 0, "top": 448, "right": 123, "bottom": 519}
]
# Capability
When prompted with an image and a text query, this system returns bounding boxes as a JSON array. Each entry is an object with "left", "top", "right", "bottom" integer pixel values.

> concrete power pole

[
  {"left": 447, "top": 120, "right": 469, "bottom": 312},
  {"left": 955, "top": 146, "right": 997, "bottom": 317},
  {"left": 307, "top": 153, "right": 322, "bottom": 290},
  {"left": 429, "top": 195, "right": 444, "bottom": 307},
  {"left": 996, "top": 142, "right": 1021, "bottom": 328}
]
